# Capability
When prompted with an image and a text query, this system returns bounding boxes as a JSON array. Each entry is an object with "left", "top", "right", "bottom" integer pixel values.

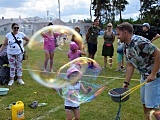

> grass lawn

[{"left": 0, "top": 33, "right": 160, "bottom": 120}]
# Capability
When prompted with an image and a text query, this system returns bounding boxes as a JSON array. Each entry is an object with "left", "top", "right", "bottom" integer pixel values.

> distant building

[{"left": 0, "top": 16, "right": 91, "bottom": 35}]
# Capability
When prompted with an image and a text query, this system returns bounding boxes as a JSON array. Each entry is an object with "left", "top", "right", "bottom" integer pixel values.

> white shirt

[
  {"left": 117, "top": 39, "right": 124, "bottom": 50},
  {"left": 6, "top": 32, "right": 26, "bottom": 55},
  {"left": 64, "top": 82, "right": 81, "bottom": 107}
]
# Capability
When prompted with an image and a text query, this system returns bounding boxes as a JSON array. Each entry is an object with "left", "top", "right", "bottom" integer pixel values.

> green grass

[{"left": 0, "top": 35, "right": 160, "bottom": 120}]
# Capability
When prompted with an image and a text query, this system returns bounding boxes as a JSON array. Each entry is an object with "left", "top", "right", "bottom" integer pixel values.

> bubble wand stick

[{"left": 121, "top": 80, "right": 147, "bottom": 100}]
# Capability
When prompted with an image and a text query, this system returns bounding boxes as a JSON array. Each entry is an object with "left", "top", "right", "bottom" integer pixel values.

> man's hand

[
  {"left": 147, "top": 74, "right": 156, "bottom": 82},
  {"left": 122, "top": 81, "right": 130, "bottom": 89}
]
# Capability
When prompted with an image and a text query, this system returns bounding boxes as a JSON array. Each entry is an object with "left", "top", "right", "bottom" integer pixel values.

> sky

[{"left": 0, "top": 0, "right": 140, "bottom": 22}]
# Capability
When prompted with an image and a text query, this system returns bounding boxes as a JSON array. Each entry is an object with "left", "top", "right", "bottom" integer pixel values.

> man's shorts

[
  {"left": 87, "top": 43, "right": 97, "bottom": 55},
  {"left": 140, "top": 75, "right": 160, "bottom": 109}
]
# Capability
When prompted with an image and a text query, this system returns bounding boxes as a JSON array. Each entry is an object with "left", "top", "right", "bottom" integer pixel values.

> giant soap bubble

[
  {"left": 27, "top": 25, "right": 84, "bottom": 88},
  {"left": 56, "top": 57, "right": 106, "bottom": 104},
  {"left": 27, "top": 25, "right": 106, "bottom": 104}
]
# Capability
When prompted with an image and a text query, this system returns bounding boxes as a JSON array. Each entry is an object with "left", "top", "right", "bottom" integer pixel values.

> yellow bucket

[{"left": 12, "top": 101, "right": 25, "bottom": 120}]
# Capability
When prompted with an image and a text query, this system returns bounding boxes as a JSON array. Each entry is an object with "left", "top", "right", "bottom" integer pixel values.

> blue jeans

[{"left": 140, "top": 76, "right": 160, "bottom": 109}]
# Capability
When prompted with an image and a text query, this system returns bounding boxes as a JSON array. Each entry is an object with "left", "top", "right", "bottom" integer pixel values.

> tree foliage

[
  {"left": 140, "top": 0, "right": 160, "bottom": 27},
  {"left": 90, "top": 0, "right": 159, "bottom": 28},
  {"left": 91, "top": 0, "right": 129, "bottom": 25}
]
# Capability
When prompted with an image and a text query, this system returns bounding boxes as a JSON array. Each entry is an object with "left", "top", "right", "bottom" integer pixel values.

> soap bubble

[
  {"left": 27, "top": 25, "right": 106, "bottom": 103},
  {"left": 27, "top": 25, "right": 84, "bottom": 88},
  {"left": 56, "top": 57, "right": 105, "bottom": 104},
  {"left": 57, "top": 57, "right": 102, "bottom": 82}
]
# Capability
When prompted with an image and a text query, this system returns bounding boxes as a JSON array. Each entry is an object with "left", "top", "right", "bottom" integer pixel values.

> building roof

[{"left": 0, "top": 16, "right": 65, "bottom": 26}]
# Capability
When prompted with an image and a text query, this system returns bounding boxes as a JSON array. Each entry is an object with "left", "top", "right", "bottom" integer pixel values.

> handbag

[
  {"left": 106, "top": 44, "right": 112, "bottom": 47},
  {"left": 11, "top": 32, "right": 28, "bottom": 60},
  {"left": 22, "top": 51, "right": 28, "bottom": 60}
]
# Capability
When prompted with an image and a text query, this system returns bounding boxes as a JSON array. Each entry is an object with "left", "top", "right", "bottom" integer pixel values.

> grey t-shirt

[{"left": 87, "top": 26, "right": 100, "bottom": 44}]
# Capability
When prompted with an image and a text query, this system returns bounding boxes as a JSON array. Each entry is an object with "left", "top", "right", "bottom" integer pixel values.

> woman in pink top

[
  {"left": 41, "top": 22, "right": 58, "bottom": 72},
  {"left": 68, "top": 42, "right": 86, "bottom": 61}
]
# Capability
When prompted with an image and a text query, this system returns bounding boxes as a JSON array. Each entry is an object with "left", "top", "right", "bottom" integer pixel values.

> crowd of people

[
  {"left": 0, "top": 20, "right": 160, "bottom": 120},
  {"left": 117, "top": 22, "right": 160, "bottom": 120},
  {"left": 62, "top": 20, "right": 160, "bottom": 120},
  {"left": 85, "top": 20, "right": 160, "bottom": 120}
]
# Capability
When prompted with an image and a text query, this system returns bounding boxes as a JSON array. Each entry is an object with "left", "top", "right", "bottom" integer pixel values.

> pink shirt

[
  {"left": 43, "top": 33, "right": 56, "bottom": 51},
  {"left": 68, "top": 50, "right": 82, "bottom": 61}
]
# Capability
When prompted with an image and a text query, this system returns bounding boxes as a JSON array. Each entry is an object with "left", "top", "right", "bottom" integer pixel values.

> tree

[
  {"left": 84, "top": 18, "right": 92, "bottom": 23},
  {"left": 140, "top": 0, "right": 159, "bottom": 26},
  {"left": 115, "top": 0, "right": 129, "bottom": 23},
  {"left": 91, "top": 0, "right": 129, "bottom": 25}
]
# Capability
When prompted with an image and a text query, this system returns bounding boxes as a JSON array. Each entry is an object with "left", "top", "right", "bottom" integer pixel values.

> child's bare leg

[
  {"left": 121, "top": 55, "right": 124, "bottom": 67},
  {"left": 66, "top": 109, "right": 73, "bottom": 120},
  {"left": 44, "top": 50, "right": 49, "bottom": 71},
  {"left": 116, "top": 62, "right": 121, "bottom": 70},
  {"left": 49, "top": 51, "right": 54, "bottom": 72},
  {"left": 73, "top": 109, "right": 80, "bottom": 120}
]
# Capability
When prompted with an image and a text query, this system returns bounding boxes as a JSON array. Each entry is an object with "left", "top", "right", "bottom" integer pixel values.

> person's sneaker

[
  {"left": 44, "top": 69, "right": 47, "bottom": 72},
  {"left": 123, "top": 69, "right": 126, "bottom": 73},
  {"left": 115, "top": 68, "right": 121, "bottom": 71},
  {"left": 102, "top": 66, "right": 106, "bottom": 69},
  {"left": 8, "top": 80, "right": 14, "bottom": 86},
  {"left": 18, "top": 79, "right": 25, "bottom": 85},
  {"left": 121, "top": 66, "right": 125, "bottom": 69},
  {"left": 50, "top": 69, "right": 53, "bottom": 72}
]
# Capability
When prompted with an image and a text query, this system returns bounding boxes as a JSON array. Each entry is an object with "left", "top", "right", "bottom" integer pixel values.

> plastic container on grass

[
  {"left": 12, "top": 101, "right": 25, "bottom": 120},
  {"left": 0, "top": 88, "right": 9, "bottom": 95},
  {"left": 38, "top": 103, "right": 48, "bottom": 107}
]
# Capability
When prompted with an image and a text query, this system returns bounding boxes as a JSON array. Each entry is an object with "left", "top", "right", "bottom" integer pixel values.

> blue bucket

[{"left": 0, "top": 88, "right": 9, "bottom": 95}]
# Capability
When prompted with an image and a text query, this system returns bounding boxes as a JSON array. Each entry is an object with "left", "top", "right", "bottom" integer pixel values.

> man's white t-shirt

[{"left": 6, "top": 32, "right": 26, "bottom": 55}]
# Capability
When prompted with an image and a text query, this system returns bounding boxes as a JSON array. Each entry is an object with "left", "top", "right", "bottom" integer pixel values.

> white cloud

[{"left": 0, "top": 0, "right": 140, "bottom": 22}]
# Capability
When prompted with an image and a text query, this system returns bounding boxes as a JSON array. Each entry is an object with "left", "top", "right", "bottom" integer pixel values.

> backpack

[
  {"left": 0, "top": 66, "right": 10, "bottom": 85},
  {"left": 0, "top": 55, "right": 9, "bottom": 66},
  {"left": 0, "top": 66, "right": 18, "bottom": 85}
]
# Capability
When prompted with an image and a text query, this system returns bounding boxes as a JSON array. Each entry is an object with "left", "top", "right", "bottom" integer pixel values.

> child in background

[
  {"left": 41, "top": 22, "right": 57, "bottom": 72},
  {"left": 68, "top": 42, "right": 86, "bottom": 61},
  {"left": 62, "top": 32, "right": 68, "bottom": 45},
  {"left": 71, "top": 26, "right": 85, "bottom": 56},
  {"left": 115, "top": 39, "right": 125, "bottom": 71},
  {"left": 64, "top": 66, "right": 92, "bottom": 120}
]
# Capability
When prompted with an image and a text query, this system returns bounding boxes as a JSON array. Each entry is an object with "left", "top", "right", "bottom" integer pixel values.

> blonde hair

[
  {"left": 107, "top": 23, "right": 113, "bottom": 32},
  {"left": 107, "top": 23, "right": 113, "bottom": 27}
]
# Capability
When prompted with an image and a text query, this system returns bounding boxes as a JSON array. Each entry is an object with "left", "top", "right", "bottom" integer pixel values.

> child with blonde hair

[{"left": 64, "top": 65, "right": 92, "bottom": 120}]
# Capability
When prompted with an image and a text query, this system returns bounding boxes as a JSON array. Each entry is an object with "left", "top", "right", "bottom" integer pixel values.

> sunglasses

[
  {"left": 108, "top": 26, "right": 112, "bottom": 27},
  {"left": 13, "top": 27, "right": 19, "bottom": 30}
]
